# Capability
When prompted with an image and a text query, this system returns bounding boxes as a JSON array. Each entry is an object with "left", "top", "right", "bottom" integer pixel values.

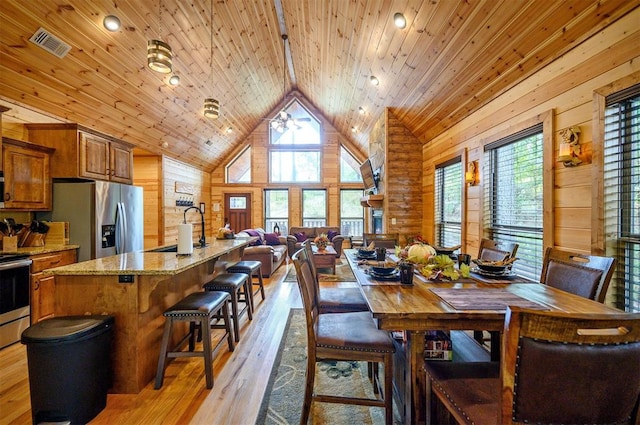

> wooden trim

[{"left": 591, "top": 71, "right": 640, "bottom": 255}]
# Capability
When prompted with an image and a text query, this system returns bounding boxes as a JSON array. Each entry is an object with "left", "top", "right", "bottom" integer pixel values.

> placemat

[
  {"left": 430, "top": 287, "right": 548, "bottom": 311},
  {"left": 352, "top": 264, "right": 405, "bottom": 286}
]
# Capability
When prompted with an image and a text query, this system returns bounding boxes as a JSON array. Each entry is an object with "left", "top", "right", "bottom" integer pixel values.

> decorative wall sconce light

[
  {"left": 103, "top": 15, "right": 121, "bottom": 31},
  {"left": 393, "top": 12, "right": 407, "bottom": 29},
  {"left": 203, "top": 98, "right": 220, "bottom": 119},
  {"left": 557, "top": 126, "right": 582, "bottom": 167},
  {"left": 465, "top": 160, "right": 479, "bottom": 185}
]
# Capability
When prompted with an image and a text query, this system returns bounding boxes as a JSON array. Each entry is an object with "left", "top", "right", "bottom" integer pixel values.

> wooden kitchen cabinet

[
  {"left": 26, "top": 123, "right": 134, "bottom": 184},
  {"left": 2, "top": 138, "right": 53, "bottom": 210},
  {"left": 30, "top": 249, "right": 77, "bottom": 323}
]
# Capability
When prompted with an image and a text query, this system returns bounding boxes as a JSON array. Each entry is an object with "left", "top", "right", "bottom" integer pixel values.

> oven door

[{"left": 0, "top": 258, "right": 32, "bottom": 349}]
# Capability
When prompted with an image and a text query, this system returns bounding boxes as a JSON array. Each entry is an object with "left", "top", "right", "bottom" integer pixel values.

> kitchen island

[{"left": 45, "top": 238, "right": 254, "bottom": 393}]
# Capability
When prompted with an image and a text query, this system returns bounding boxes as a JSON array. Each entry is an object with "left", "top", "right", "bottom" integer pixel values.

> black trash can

[{"left": 21, "top": 315, "right": 114, "bottom": 424}]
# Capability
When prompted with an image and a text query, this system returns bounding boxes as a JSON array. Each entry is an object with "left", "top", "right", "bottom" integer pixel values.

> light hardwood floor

[{"left": 0, "top": 259, "right": 318, "bottom": 425}]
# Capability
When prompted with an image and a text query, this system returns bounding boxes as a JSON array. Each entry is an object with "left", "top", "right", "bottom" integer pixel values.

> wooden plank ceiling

[{"left": 0, "top": 0, "right": 637, "bottom": 171}]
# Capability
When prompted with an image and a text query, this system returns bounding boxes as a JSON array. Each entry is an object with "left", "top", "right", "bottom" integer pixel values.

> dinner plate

[
  {"left": 357, "top": 253, "right": 376, "bottom": 260},
  {"left": 369, "top": 270, "right": 401, "bottom": 281},
  {"left": 471, "top": 267, "right": 516, "bottom": 277}
]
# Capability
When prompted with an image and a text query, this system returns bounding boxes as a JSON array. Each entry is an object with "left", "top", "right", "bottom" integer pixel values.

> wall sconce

[
  {"left": 557, "top": 126, "right": 582, "bottom": 167},
  {"left": 465, "top": 161, "right": 478, "bottom": 186}
]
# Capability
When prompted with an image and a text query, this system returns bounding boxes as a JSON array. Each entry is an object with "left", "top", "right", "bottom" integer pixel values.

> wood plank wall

[
  {"left": 133, "top": 155, "right": 211, "bottom": 248},
  {"left": 421, "top": 9, "right": 640, "bottom": 305},
  {"left": 209, "top": 92, "right": 366, "bottom": 233}
]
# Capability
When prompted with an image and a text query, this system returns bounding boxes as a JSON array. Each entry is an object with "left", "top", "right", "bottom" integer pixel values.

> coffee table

[{"left": 311, "top": 245, "right": 337, "bottom": 274}]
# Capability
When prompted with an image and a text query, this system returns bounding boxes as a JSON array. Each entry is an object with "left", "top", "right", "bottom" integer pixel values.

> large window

[
  {"left": 264, "top": 189, "right": 289, "bottom": 235},
  {"left": 225, "top": 146, "right": 251, "bottom": 183},
  {"left": 604, "top": 84, "right": 640, "bottom": 312},
  {"left": 340, "top": 189, "right": 364, "bottom": 238},
  {"left": 434, "top": 159, "right": 462, "bottom": 249},
  {"left": 484, "top": 124, "right": 543, "bottom": 280},
  {"left": 340, "top": 146, "right": 362, "bottom": 183},
  {"left": 302, "top": 189, "right": 327, "bottom": 227},
  {"left": 270, "top": 151, "right": 321, "bottom": 182}
]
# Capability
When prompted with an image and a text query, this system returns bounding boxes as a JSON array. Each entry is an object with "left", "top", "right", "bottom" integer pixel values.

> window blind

[
  {"left": 484, "top": 124, "right": 543, "bottom": 281},
  {"left": 434, "top": 159, "right": 462, "bottom": 248},
  {"left": 604, "top": 83, "right": 640, "bottom": 312}
]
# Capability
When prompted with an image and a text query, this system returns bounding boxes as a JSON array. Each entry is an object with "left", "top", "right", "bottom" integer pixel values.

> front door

[{"left": 224, "top": 193, "right": 252, "bottom": 233}]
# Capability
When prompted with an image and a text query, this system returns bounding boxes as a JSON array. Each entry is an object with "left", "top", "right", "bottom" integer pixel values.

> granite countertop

[
  {"left": 5, "top": 245, "right": 80, "bottom": 256},
  {"left": 44, "top": 237, "right": 253, "bottom": 276}
]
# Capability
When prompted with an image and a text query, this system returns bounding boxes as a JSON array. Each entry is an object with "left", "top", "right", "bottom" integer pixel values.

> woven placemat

[{"left": 430, "top": 287, "right": 547, "bottom": 311}]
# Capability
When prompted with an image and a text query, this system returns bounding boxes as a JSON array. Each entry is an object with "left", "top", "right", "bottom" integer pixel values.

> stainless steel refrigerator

[{"left": 38, "top": 181, "right": 144, "bottom": 262}]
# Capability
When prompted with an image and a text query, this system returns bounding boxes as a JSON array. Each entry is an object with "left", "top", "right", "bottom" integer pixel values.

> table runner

[{"left": 430, "top": 287, "right": 548, "bottom": 311}]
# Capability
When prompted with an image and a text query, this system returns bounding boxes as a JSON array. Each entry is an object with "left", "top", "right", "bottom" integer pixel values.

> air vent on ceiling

[{"left": 29, "top": 27, "right": 71, "bottom": 58}]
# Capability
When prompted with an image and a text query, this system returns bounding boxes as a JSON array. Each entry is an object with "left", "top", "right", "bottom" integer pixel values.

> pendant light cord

[{"left": 210, "top": 0, "right": 214, "bottom": 91}]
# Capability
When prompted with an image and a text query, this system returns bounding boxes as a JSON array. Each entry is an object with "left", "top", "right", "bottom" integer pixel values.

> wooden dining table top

[{"left": 343, "top": 249, "right": 623, "bottom": 332}]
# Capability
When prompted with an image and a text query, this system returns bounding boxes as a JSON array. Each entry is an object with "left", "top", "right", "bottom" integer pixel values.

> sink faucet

[{"left": 183, "top": 206, "right": 206, "bottom": 248}]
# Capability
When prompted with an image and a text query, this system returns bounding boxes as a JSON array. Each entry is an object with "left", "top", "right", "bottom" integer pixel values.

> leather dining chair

[
  {"left": 302, "top": 241, "right": 369, "bottom": 314},
  {"left": 291, "top": 248, "right": 395, "bottom": 425},
  {"left": 540, "top": 247, "right": 616, "bottom": 303},
  {"left": 363, "top": 233, "right": 400, "bottom": 249},
  {"left": 477, "top": 238, "right": 519, "bottom": 261},
  {"left": 425, "top": 306, "right": 640, "bottom": 425}
]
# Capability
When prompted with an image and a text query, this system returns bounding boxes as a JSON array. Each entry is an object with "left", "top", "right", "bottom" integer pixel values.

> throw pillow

[
  {"left": 295, "top": 232, "right": 307, "bottom": 242},
  {"left": 327, "top": 230, "right": 338, "bottom": 240},
  {"left": 264, "top": 232, "right": 281, "bottom": 246}
]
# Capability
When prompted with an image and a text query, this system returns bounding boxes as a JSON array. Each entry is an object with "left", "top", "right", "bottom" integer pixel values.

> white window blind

[
  {"left": 484, "top": 124, "right": 543, "bottom": 281},
  {"left": 434, "top": 159, "right": 462, "bottom": 248},
  {"left": 604, "top": 84, "right": 640, "bottom": 312}
]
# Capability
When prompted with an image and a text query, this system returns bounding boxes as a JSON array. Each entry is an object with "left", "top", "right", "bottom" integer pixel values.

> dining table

[{"left": 343, "top": 249, "right": 625, "bottom": 425}]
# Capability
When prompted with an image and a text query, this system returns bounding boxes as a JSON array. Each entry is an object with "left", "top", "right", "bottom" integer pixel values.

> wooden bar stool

[
  {"left": 155, "top": 290, "right": 234, "bottom": 390},
  {"left": 203, "top": 273, "right": 252, "bottom": 342},
  {"left": 227, "top": 260, "right": 265, "bottom": 304}
]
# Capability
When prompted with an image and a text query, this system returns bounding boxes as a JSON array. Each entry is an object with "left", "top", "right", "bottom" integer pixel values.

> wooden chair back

[
  {"left": 478, "top": 238, "right": 519, "bottom": 261},
  {"left": 363, "top": 233, "right": 399, "bottom": 249},
  {"left": 302, "top": 240, "right": 318, "bottom": 283},
  {"left": 501, "top": 307, "right": 640, "bottom": 424},
  {"left": 292, "top": 248, "right": 320, "bottom": 354},
  {"left": 540, "top": 247, "right": 616, "bottom": 303}
]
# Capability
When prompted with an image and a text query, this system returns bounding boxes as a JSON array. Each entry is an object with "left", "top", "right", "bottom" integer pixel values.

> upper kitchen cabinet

[
  {"left": 26, "top": 124, "right": 134, "bottom": 184},
  {"left": 2, "top": 138, "right": 53, "bottom": 210}
]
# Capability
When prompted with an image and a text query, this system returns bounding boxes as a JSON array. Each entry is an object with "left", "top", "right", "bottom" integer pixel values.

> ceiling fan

[{"left": 266, "top": 34, "right": 310, "bottom": 133}]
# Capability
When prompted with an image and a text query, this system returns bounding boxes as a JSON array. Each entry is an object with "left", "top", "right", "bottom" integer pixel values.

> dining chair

[
  {"left": 540, "top": 247, "right": 616, "bottom": 303},
  {"left": 302, "top": 241, "right": 369, "bottom": 314},
  {"left": 363, "top": 233, "right": 400, "bottom": 249},
  {"left": 291, "top": 249, "right": 395, "bottom": 425},
  {"left": 477, "top": 238, "right": 519, "bottom": 261},
  {"left": 425, "top": 306, "right": 640, "bottom": 425}
]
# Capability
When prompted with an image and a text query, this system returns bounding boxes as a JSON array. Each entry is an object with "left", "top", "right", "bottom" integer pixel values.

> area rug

[
  {"left": 255, "top": 308, "right": 392, "bottom": 425},
  {"left": 284, "top": 259, "right": 357, "bottom": 282}
]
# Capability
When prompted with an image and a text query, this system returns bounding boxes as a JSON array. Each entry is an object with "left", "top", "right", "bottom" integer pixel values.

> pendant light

[
  {"left": 147, "top": 0, "right": 173, "bottom": 73},
  {"left": 203, "top": 0, "right": 219, "bottom": 119}
]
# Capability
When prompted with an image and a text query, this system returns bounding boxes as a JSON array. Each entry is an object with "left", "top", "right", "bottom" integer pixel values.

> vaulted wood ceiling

[{"left": 0, "top": 0, "right": 637, "bottom": 171}]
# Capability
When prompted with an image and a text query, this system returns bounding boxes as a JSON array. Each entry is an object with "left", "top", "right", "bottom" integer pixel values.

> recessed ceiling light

[
  {"left": 226, "top": 127, "right": 233, "bottom": 134},
  {"left": 103, "top": 15, "right": 121, "bottom": 31},
  {"left": 369, "top": 75, "right": 379, "bottom": 86},
  {"left": 168, "top": 74, "right": 180, "bottom": 86},
  {"left": 358, "top": 107, "right": 365, "bottom": 115},
  {"left": 351, "top": 126, "right": 357, "bottom": 133},
  {"left": 393, "top": 12, "right": 406, "bottom": 29},
  {"left": 161, "top": 141, "right": 169, "bottom": 148}
]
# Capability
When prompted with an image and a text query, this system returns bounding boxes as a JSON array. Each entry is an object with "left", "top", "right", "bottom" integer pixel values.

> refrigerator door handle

[{"left": 115, "top": 202, "right": 126, "bottom": 254}]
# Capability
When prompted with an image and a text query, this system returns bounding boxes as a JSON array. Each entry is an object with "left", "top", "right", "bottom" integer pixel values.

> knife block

[{"left": 1, "top": 235, "right": 18, "bottom": 252}]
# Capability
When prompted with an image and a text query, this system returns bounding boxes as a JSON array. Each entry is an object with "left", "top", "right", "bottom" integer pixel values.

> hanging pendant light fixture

[
  {"left": 147, "top": 0, "right": 173, "bottom": 73},
  {"left": 203, "top": 0, "right": 219, "bottom": 119}
]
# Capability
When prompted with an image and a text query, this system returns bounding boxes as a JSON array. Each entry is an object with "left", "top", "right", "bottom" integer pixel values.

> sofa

[
  {"left": 235, "top": 228, "right": 288, "bottom": 277},
  {"left": 286, "top": 226, "right": 345, "bottom": 258}
]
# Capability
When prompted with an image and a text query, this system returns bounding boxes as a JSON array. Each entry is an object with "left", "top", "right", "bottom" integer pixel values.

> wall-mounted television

[{"left": 359, "top": 159, "right": 378, "bottom": 193}]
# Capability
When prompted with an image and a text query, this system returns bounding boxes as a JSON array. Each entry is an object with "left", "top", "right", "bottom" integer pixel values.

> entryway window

[
  {"left": 603, "top": 83, "right": 640, "bottom": 312},
  {"left": 434, "top": 158, "right": 462, "bottom": 248},
  {"left": 302, "top": 189, "right": 327, "bottom": 227},
  {"left": 264, "top": 189, "right": 289, "bottom": 235},
  {"left": 484, "top": 124, "right": 544, "bottom": 281}
]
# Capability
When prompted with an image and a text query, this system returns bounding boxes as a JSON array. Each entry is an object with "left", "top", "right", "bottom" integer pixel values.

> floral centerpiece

[
  {"left": 395, "top": 235, "right": 436, "bottom": 265},
  {"left": 314, "top": 233, "right": 330, "bottom": 250}
]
